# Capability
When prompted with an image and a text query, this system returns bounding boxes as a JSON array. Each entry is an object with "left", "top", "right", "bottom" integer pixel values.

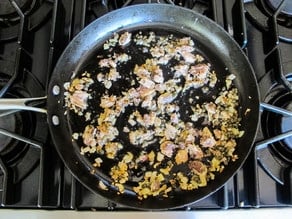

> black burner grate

[
  {"left": 245, "top": 0, "right": 292, "bottom": 207},
  {"left": 0, "top": 0, "right": 291, "bottom": 210}
]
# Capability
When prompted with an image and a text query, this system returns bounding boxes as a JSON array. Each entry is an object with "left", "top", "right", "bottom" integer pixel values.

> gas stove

[{"left": 0, "top": 0, "right": 291, "bottom": 210}]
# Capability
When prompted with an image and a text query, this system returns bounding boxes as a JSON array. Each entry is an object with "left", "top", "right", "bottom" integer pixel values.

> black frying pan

[{"left": 0, "top": 4, "right": 260, "bottom": 209}]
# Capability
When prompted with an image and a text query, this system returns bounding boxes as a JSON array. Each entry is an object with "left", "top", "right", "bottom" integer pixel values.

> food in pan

[{"left": 64, "top": 30, "right": 244, "bottom": 200}]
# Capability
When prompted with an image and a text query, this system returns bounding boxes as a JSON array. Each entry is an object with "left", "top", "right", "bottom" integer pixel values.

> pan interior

[{"left": 65, "top": 27, "right": 244, "bottom": 195}]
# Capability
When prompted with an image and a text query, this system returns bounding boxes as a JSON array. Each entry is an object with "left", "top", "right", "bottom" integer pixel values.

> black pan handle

[{"left": 0, "top": 97, "right": 47, "bottom": 114}]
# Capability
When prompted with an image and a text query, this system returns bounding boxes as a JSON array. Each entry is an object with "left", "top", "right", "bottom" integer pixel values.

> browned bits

[
  {"left": 118, "top": 32, "right": 132, "bottom": 46},
  {"left": 160, "top": 141, "right": 176, "bottom": 158},
  {"left": 98, "top": 180, "right": 108, "bottom": 190},
  {"left": 65, "top": 31, "right": 245, "bottom": 199},
  {"left": 133, "top": 171, "right": 171, "bottom": 199},
  {"left": 200, "top": 127, "right": 216, "bottom": 148},
  {"left": 188, "top": 161, "right": 207, "bottom": 175},
  {"left": 64, "top": 73, "right": 93, "bottom": 115}
]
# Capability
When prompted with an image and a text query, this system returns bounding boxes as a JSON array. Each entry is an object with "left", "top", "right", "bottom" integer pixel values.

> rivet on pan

[
  {"left": 52, "top": 85, "right": 60, "bottom": 95},
  {"left": 52, "top": 115, "right": 60, "bottom": 126}
]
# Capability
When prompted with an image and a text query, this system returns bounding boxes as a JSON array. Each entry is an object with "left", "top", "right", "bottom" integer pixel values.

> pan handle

[
  {"left": 260, "top": 102, "right": 292, "bottom": 117},
  {"left": 0, "top": 97, "right": 47, "bottom": 114}
]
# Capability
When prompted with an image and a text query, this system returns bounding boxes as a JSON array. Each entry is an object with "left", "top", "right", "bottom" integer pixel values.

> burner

[
  {"left": 245, "top": 0, "right": 292, "bottom": 42},
  {"left": 0, "top": 0, "right": 32, "bottom": 17},
  {"left": 88, "top": 0, "right": 210, "bottom": 25},
  {"left": 0, "top": 110, "right": 35, "bottom": 165},
  {"left": 260, "top": 0, "right": 292, "bottom": 29},
  {"left": 262, "top": 89, "right": 292, "bottom": 163},
  {"left": 266, "top": 0, "right": 292, "bottom": 17},
  {"left": 281, "top": 105, "right": 292, "bottom": 148},
  {"left": 0, "top": 112, "right": 23, "bottom": 155},
  {"left": 0, "top": 0, "right": 53, "bottom": 41},
  {"left": 105, "top": 0, "right": 209, "bottom": 11},
  {"left": 0, "top": 0, "right": 34, "bottom": 25},
  {"left": 0, "top": 77, "right": 40, "bottom": 183},
  {"left": 257, "top": 80, "right": 292, "bottom": 184}
]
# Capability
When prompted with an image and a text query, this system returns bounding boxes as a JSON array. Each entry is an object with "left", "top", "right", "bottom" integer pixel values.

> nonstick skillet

[{"left": 0, "top": 4, "right": 260, "bottom": 209}]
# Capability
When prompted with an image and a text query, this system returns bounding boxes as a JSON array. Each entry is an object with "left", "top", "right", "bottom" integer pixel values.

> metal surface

[
  {"left": 0, "top": 97, "right": 47, "bottom": 113},
  {"left": 0, "top": 208, "right": 292, "bottom": 219},
  {"left": 260, "top": 103, "right": 292, "bottom": 117},
  {"left": 46, "top": 4, "right": 260, "bottom": 210}
]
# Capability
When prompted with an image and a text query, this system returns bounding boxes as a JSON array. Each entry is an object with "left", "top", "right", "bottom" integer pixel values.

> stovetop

[{"left": 0, "top": 0, "right": 291, "bottom": 210}]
